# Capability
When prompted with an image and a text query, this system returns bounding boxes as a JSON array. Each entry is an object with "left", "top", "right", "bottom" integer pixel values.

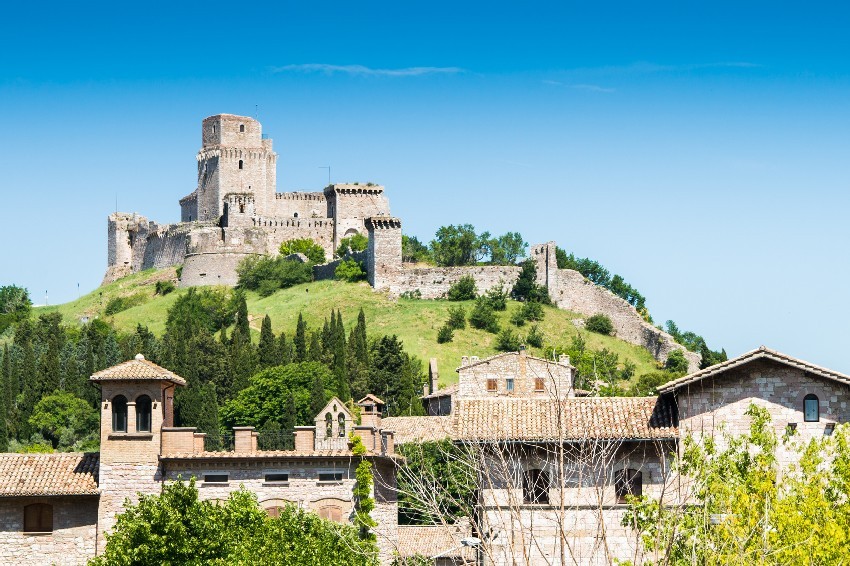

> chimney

[
  {"left": 461, "top": 356, "right": 469, "bottom": 367},
  {"left": 429, "top": 358, "right": 439, "bottom": 394},
  {"left": 294, "top": 426, "right": 316, "bottom": 451},
  {"left": 559, "top": 354, "right": 570, "bottom": 366},
  {"left": 234, "top": 426, "right": 257, "bottom": 453},
  {"left": 519, "top": 344, "right": 527, "bottom": 358}
]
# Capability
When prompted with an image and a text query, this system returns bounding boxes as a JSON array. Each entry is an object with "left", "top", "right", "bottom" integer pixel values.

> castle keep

[{"left": 104, "top": 114, "right": 390, "bottom": 287}]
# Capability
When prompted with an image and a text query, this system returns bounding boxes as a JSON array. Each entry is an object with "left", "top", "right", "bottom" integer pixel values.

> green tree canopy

[
  {"left": 280, "top": 238, "right": 326, "bottom": 264},
  {"left": 29, "top": 391, "right": 98, "bottom": 450}
]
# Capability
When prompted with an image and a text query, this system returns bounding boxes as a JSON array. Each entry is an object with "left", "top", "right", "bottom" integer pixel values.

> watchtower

[
  {"left": 191, "top": 114, "right": 277, "bottom": 223},
  {"left": 366, "top": 216, "right": 402, "bottom": 290}
]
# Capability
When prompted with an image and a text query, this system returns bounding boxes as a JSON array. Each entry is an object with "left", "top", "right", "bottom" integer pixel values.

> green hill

[{"left": 35, "top": 268, "right": 660, "bottom": 388}]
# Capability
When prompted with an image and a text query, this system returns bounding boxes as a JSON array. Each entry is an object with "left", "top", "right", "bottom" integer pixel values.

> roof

[
  {"left": 159, "top": 449, "right": 402, "bottom": 462},
  {"left": 90, "top": 354, "right": 186, "bottom": 386},
  {"left": 422, "top": 383, "right": 458, "bottom": 400},
  {"left": 456, "top": 351, "right": 573, "bottom": 372},
  {"left": 451, "top": 397, "right": 677, "bottom": 442},
  {"left": 381, "top": 416, "right": 454, "bottom": 444},
  {"left": 396, "top": 525, "right": 474, "bottom": 560},
  {"left": 357, "top": 394, "right": 385, "bottom": 405},
  {"left": 657, "top": 346, "right": 850, "bottom": 394},
  {"left": 0, "top": 453, "right": 99, "bottom": 497}
]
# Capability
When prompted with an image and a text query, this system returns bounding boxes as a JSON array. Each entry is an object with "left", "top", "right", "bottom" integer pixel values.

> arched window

[
  {"left": 112, "top": 395, "right": 127, "bottom": 432},
  {"left": 136, "top": 395, "right": 152, "bottom": 432},
  {"left": 338, "top": 413, "right": 346, "bottom": 438},
  {"left": 615, "top": 468, "right": 642, "bottom": 504},
  {"left": 238, "top": 159, "right": 244, "bottom": 170},
  {"left": 804, "top": 394, "right": 820, "bottom": 422},
  {"left": 23, "top": 503, "right": 53, "bottom": 533},
  {"left": 293, "top": 212, "right": 299, "bottom": 218},
  {"left": 239, "top": 203, "right": 245, "bottom": 213},
  {"left": 240, "top": 124, "right": 245, "bottom": 132},
  {"left": 523, "top": 468, "right": 549, "bottom": 504},
  {"left": 325, "top": 412, "right": 333, "bottom": 437}
]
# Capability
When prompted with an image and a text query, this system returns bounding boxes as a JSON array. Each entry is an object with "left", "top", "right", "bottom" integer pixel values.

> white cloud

[
  {"left": 271, "top": 63, "right": 465, "bottom": 77},
  {"left": 569, "top": 83, "right": 616, "bottom": 93}
]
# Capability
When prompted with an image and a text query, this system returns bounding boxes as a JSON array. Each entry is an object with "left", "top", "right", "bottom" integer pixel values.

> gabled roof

[
  {"left": 657, "top": 346, "right": 850, "bottom": 394},
  {"left": 0, "top": 453, "right": 99, "bottom": 497},
  {"left": 421, "top": 383, "right": 458, "bottom": 400},
  {"left": 356, "top": 394, "right": 385, "bottom": 406},
  {"left": 90, "top": 354, "right": 186, "bottom": 386},
  {"left": 451, "top": 397, "right": 677, "bottom": 442},
  {"left": 315, "top": 397, "right": 353, "bottom": 419},
  {"left": 456, "top": 350, "right": 573, "bottom": 372}
]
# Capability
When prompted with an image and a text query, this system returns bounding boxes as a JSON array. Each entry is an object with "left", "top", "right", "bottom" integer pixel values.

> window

[
  {"left": 318, "top": 471, "right": 343, "bottom": 483},
  {"left": 203, "top": 473, "right": 229, "bottom": 484},
  {"left": 338, "top": 413, "right": 346, "bottom": 437},
  {"left": 523, "top": 469, "right": 549, "bottom": 504},
  {"left": 136, "top": 395, "right": 152, "bottom": 432},
  {"left": 266, "top": 506, "right": 284, "bottom": 518},
  {"left": 317, "top": 505, "right": 343, "bottom": 522},
  {"left": 325, "top": 413, "right": 333, "bottom": 437},
  {"left": 293, "top": 212, "right": 299, "bottom": 218},
  {"left": 265, "top": 473, "right": 289, "bottom": 483},
  {"left": 23, "top": 503, "right": 52, "bottom": 533},
  {"left": 238, "top": 159, "right": 244, "bottom": 170},
  {"left": 804, "top": 394, "right": 819, "bottom": 422},
  {"left": 112, "top": 395, "right": 127, "bottom": 432},
  {"left": 240, "top": 124, "right": 245, "bottom": 132},
  {"left": 486, "top": 379, "right": 497, "bottom": 392},
  {"left": 615, "top": 469, "right": 642, "bottom": 504},
  {"left": 506, "top": 378, "right": 515, "bottom": 393},
  {"left": 535, "top": 377, "right": 545, "bottom": 391}
]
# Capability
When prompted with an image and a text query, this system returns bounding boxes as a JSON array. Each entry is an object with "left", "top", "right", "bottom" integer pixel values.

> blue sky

[{"left": 1, "top": 1, "right": 848, "bottom": 372}]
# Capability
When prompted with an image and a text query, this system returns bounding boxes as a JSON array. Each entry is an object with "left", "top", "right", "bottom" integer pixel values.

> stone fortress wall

[{"left": 104, "top": 113, "right": 698, "bottom": 369}]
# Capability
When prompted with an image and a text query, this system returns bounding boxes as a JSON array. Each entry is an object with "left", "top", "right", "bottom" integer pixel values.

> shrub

[
  {"left": 495, "top": 328, "right": 521, "bottom": 352},
  {"left": 335, "top": 258, "right": 367, "bottom": 282},
  {"left": 237, "top": 256, "right": 313, "bottom": 294},
  {"left": 447, "top": 275, "right": 477, "bottom": 301},
  {"left": 175, "top": 265, "right": 183, "bottom": 279},
  {"left": 436, "top": 324, "right": 454, "bottom": 344},
  {"left": 104, "top": 293, "right": 147, "bottom": 316},
  {"left": 469, "top": 297, "right": 499, "bottom": 333},
  {"left": 155, "top": 280, "right": 176, "bottom": 296},
  {"left": 335, "top": 233, "right": 368, "bottom": 258},
  {"left": 279, "top": 238, "right": 326, "bottom": 264},
  {"left": 257, "top": 279, "right": 281, "bottom": 298},
  {"left": 485, "top": 282, "right": 508, "bottom": 311},
  {"left": 520, "top": 301, "right": 544, "bottom": 322},
  {"left": 447, "top": 305, "right": 466, "bottom": 330},
  {"left": 586, "top": 313, "right": 614, "bottom": 335},
  {"left": 511, "top": 259, "right": 551, "bottom": 304},
  {"left": 399, "top": 289, "right": 422, "bottom": 299},
  {"left": 510, "top": 309, "right": 526, "bottom": 327},
  {"left": 526, "top": 324, "right": 544, "bottom": 348},
  {"left": 664, "top": 349, "right": 690, "bottom": 375}
]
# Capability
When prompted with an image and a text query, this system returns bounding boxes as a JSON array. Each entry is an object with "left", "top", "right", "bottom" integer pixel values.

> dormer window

[
  {"left": 112, "top": 395, "right": 127, "bottom": 432},
  {"left": 804, "top": 394, "right": 819, "bottom": 422}
]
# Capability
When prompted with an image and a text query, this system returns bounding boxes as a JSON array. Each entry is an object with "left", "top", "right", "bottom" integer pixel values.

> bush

[
  {"left": 399, "top": 289, "right": 422, "bottom": 300},
  {"left": 279, "top": 238, "right": 326, "bottom": 264},
  {"left": 520, "top": 301, "right": 544, "bottom": 322},
  {"left": 511, "top": 259, "right": 551, "bottom": 304},
  {"left": 664, "top": 349, "right": 690, "bottom": 375},
  {"left": 495, "top": 328, "right": 521, "bottom": 352},
  {"left": 485, "top": 282, "right": 508, "bottom": 311},
  {"left": 436, "top": 324, "right": 454, "bottom": 344},
  {"left": 175, "top": 265, "right": 183, "bottom": 279},
  {"left": 447, "top": 305, "right": 466, "bottom": 330},
  {"left": 335, "top": 233, "right": 368, "bottom": 258},
  {"left": 469, "top": 297, "right": 499, "bottom": 333},
  {"left": 334, "top": 258, "right": 367, "bottom": 282},
  {"left": 510, "top": 309, "right": 526, "bottom": 327},
  {"left": 155, "top": 280, "right": 176, "bottom": 296},
  {"left": 104, "top": 293, "right": 147, "bottom": 316},
  {"left": 237, "top": 256, "right": 313, "bottom": 295},
  {"left": 586, "top": 313, "right": 614, "bottom": 335},
  {"left": 447, "top": 275, "right": 477, "bottom": 301},
  {"left": 526, "top": 324, "right": 544, "bottom": 348},
  {"left": 257, "top": 279, "right": 281, "bottom": 298}
]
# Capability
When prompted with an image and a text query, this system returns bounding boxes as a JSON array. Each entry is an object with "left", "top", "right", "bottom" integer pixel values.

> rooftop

[
  {"left": 0, "top": 453, "right": 99, "bottom": 497},
  {"left": 396, "top": 524, "right": 475, "bottom": 561},
  {"left": 382, "top": 416, "right": 454, "bottom": 444},
  {"left": 90, "top": 354, "right": 187, "bottom": 386}
]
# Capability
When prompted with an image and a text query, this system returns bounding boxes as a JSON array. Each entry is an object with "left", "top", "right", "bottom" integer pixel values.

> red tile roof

[
  {"left": 0, "top": 453, "right": 99, "bottom": 497},
  {"left": 396, "top": 525, "right": 475, "bottom": 560},
  {"left": 90, "top": 354, "right": 186, "bottom": 385}
]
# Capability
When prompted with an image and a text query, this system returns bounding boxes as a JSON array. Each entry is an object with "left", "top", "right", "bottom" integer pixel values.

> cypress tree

[
  {"left": 258, "top": 315, "right": 277, "bottom": 368},
  {"left": 39, "top": 338, "right": 61, "bottom": 396},
  {"left": 0, "top": 347, "right": 9, "bottom": 451},
  {"left": 294, "top": 314, "right": 307, "bottom": 362},
  {"left": 229, "top": 326, "right": 257, "bottom": 395},
  {"left": 234, "top": 291, "right": 250, "bottom": 340},
  {"left": 278, "top": 332, "right": 291, "bottom": 365},
  {"left": 283, "top": 391, "right": 296, "bottom": 443},
  {"left": 333, "top": 310, "right": 349, "bottom": 400},
  {"left": 103, "top": 333, "right": 123, "bottom": 368},
  {"left": 308, "top": 331, "right": 323, "bottom": 363},
  {"left": 309, "top": 370, "right": 326, "bottom": 419}
]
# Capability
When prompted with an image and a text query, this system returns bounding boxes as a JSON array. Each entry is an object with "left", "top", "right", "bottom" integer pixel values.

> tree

[
  {"left": 0, "top": 284, "right": 31, "bottom": 332},
  {"left": 279, "top": 238, "right": 326, "bottom": 264},
  {"left": 430, "top": 224, "right": 485, "bottom": 266},
  {"left": 0, "top": 347, "right": 8, "bottom": 452},
  {"left": 401, "top": 235, "right": 431, "bottom": 264},
  {"left": 469, "top": 297, "right": 499, "bottom": 333},
  {"left": 495, "top": 328, "right": 521, "bottom": 352},
  {"left": 664, "top": 349, "right": 689, "bottom": 375},
  {"left": 350, "top": 434, "right": 377, "bottom": 540},
  {"left": 258, "top": 315, "right": 278, "bottom": 368},
  {"left": 28, "top": 391, "right": 98, "bottom": 450},
  {"left": 447, "top": 276, "right": 477, "bottom": 301},
  {"left": 484, "top": 282, "right": 509, "bottom": 311},
  {"left": 436, "top": 324, "right": 454, "bottom": 344},
  {"left": 585, "top": 313, "right": 614, "bottom": 336},
  {"left": 335, "top": 258, "right": 367, "bottom": 282},
  {"left": 511, "top": 259, "right": 550, "bottom": 304},
  {"left": 294, "top": 313, "right": 307, "bottom": 362},
  {"left": 336, "top": 233, "right": 369, "bottom": 258},
  {"left": 486, "top": 232, "right": 527, "bottom": 265}
]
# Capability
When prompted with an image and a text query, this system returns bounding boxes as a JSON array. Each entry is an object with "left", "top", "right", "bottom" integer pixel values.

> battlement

[
  {"left": 366, "top": 216, "right": 402, "bottom": 230},
  {"left": 324, "top": 183, "right": 385, "bottom": 196},
  {"left": 201, "top": 114, "right": 269, "bottom": 149},
  {"left": 252, "top": 217, "right": 333, "bottom": 228},
  {"left": 275, "top": 192, "right": 326, "bottom": 202}
]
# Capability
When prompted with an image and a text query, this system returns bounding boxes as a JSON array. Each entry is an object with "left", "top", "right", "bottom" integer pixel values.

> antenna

[
  {"left": 255, "top": 104, "right": 259, "bottom": 119},
  {"left": 319, "top": 166, "right": 331, "bottom": 187},
  {"left": 115, "top": 194, "right": 118, "bottom": 214}
]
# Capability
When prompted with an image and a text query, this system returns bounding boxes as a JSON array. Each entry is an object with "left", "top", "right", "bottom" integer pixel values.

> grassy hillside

[{"left": 35, "top": 269, "right": 660, "bottom": 388}]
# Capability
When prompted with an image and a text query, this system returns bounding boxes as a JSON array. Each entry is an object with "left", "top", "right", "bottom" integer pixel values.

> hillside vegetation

[{"left": 35, "top": 268, "right": 659, "bottom": 387}]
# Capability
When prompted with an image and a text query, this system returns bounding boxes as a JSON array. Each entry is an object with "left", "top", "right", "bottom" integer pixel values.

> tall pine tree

[
  {"left": 258, "top": 315, "right": 278, "bottom": 368},
  {"left": 0, "top": 347, "right": 9, "bottom": 451},
  {"left": 294, "top": 314, "right": 307, "bottom": 362}
]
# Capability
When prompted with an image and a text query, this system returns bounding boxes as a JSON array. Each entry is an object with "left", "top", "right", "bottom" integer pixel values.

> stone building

[
  {"left": 0, "top": 355, "right": 400, "bottom": 565},
  {"left": 384, "top": 346, "right": 850, "bottom": 565}
]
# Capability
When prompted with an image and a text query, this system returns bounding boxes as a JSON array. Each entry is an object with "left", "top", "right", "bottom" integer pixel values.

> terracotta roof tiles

[
  {"left": 90, "top": 354, "right": 186, "bottom": 386},
  {"left": 0, "top": 453, "right": 99, "bottom": 497},
  {"left": 381, "top": 416, "right": 454, "bottom": 444}
]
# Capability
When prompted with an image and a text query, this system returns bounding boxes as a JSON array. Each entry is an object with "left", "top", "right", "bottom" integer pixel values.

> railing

[
  {"left": 258, "top": 432, "right": 295, "bottom": 451},
  {"left": 203, "top": 432, "right": 235, "bottom": 452}
]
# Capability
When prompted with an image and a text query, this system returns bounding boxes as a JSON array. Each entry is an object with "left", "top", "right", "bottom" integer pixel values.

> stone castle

[{"left": 104, "top": 113, "right": 699, "bottom": 371}]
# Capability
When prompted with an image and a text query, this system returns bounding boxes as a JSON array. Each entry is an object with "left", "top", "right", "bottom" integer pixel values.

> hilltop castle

[{"left": 104, "top": 113, "right": 390, "bottom": 287}]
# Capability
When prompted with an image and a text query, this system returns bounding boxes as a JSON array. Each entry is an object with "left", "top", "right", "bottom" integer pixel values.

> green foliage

[
  {"left": 0, "top": 284, "right": 31, "bottom": 332},
  {"left": 429, "top": 224, "right": 484, "bottom": 266},
  {"left": 154, "top": 280, "right": 175, "bottom": 296},
  {"left": 336, "top": 233, "right": 369, "bottom": 258},
  {"left": 510, "top": 309, "right": 526, "bottom": 327},
  {"left": 664, "top": 320, "right": 727, "bottom": 369},
  {"left": 586, "top": 313, "right": 614, "bottom": 335},
  {"left": 436, "top": 324, "right": 454, "bottom": 344},
  {"left": 469, "top": 297, "right": 499, "bottom": 333},
  {"left": 626, "top": 371, "right": 671, "bottom": 396},
  {"left": 398, "top": 289, "right": 422, "bottom": 300},
  {"left": 446, "top": 275, "right": 477, "bottom": 301},
  {"left": 446, "top": 305, "right": 466, "bottom": 330},
  {"left": 335, "top": 258, "right": 367, "bottom": 282},
  {"left": 485, "top": 231, "right": 527, "bottom": 265},
  {"left": 237, "top": 256, "right": 314, "bottom": 296},
  {"left": 350, "top": 434, "right": 377, "bottom": 541},
  {"left": 556, "top": 247, "right": 647, "bottom": 311},
  {"left": 520, "top": 300, "right": 544, "bottom": 322},
  {"left": 664, "top": 349, "right": 690, "bottom": 375},
  {"left": 511, "top": 259, "right": 551, "bottom": 304},
  {"left": 279, "top": 238, "right": 326, "bottom": 264},
  {"left": 29, "top": 391, "right": 98, "bottom": 450},
  {"left": 401, "top": 234, "right": 431, "bottom": 264},
  {"left": 484, "top": 282, "right": 508, "bottom": 311},
  {"left": 368, "top": 336, "right": 425, "bottom": 416},
  {"left": 397, "top": 440, "right": 477, "bottom": 525},
  {"left": 625, "top": 406, "right": 850, "bottom": 565},
  {"left": 91, "top": 478, "right": 378, "bottom": 566},
  {"left": 220, "top": 362, "right": 335, "bottom": 429},
  {"left": 175, "top": 264, "right": 183, "bottom": 279},
  {"left": 104, "top": 293, "right": 148, "bottom": 316},
  {"left": 495, "top": 327, "right": 521, "bottom": 351},
  {"left": 526, "top": 324, "right": 544, "bottom": 348}
]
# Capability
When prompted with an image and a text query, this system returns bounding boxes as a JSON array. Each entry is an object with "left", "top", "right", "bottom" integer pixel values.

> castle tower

[
  {"left": 366, "top": 216, "right": 402, "bottom": 290},
  {"left": 191, "top": 114, "right": 277, "bottom": 223},
  {"left": 90, "top": 354, "right": 186, "bottom": 552},
  {"left": 103, "top": 213, "right": 149, "bottom": 285},
  {"left": 325, "top": 184, "right": 390, "bottom": 250}
]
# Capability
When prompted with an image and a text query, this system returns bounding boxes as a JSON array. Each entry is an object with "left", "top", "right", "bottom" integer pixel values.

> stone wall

[
  {"left": 457, "top": 352, "right": 574, "bottom": 399},
  {"left": 326, "top": 185, "right": 389, "bottom": 250},
  {"left": 386, "top": 265, "right": 521, "bottom": 299},
  {"left": 270, "top": 192, "right": 327, "bottom": 220},
  {"left": 141, "top": 223, "right": 190, "bottom": 270},
  {"left": 0, "top": 496, "right": 98, "bottom": 565},
  {"left": 313, "top": 250, "right": 368, "bottom": 281},
  {"left": 530, "top": 242, "right": 700, "bottom": 372}
]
